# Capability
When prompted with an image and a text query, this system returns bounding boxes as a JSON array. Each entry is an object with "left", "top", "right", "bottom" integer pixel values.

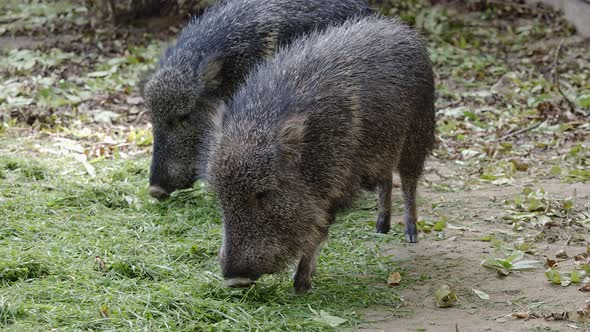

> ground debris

[{"left": 387, "top": 272, "right": 402, "bottom": 287}]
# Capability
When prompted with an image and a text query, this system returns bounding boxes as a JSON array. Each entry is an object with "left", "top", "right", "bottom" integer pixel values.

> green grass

[{"left": 0, "top": 139, "right": 408, "bottom": 331}]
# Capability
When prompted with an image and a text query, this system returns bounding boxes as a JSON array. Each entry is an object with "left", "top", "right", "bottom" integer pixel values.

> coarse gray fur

[
  {"left": 142, "top": 0, "right": 372, "bottom": 199},
  {"left": 207, "top": 16, "right": 436, "bottom": 293}
]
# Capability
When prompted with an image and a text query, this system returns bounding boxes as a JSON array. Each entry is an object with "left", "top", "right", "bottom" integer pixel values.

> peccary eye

[
  {"left": 178, "top": 113, "right": 190, "bottom": 124},
  {"left": 255, "top": 191, "right": 268, "bottom": 200}
]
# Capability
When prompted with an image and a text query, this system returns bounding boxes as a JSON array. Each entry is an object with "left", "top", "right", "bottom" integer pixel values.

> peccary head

[
  {"left": 143, "top": 56, "right": 223, "bottom": 199},
  {"left": 207, "top": 109, "right": 327, "bottom": 286}
]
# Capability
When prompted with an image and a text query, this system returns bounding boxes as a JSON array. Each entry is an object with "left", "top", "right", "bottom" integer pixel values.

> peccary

[
  {"left": 142, "top": 0, "right": 372, "bottom": 200},
  {"left": 206, "top": 16, "right": 435, "bottom": 293}
]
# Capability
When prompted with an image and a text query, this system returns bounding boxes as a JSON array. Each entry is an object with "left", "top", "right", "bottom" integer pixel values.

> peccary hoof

[
  {"left": 405, "top": 223, "right": 418, "bottom": 243},
  {"left": 149, "top": 185, "right": 170, "bottom": 200},
  {"left": 293, "top": 282, "right": 311, "bottom": 294},
  {"left": 405, "top": 233, "right": 418, "bottom": 243},
  {"left": 375, "top": 223, "right": 390, "bottom": 234},
  {"left": 293, "top": 276, "right": 312, "bottom": 294}
]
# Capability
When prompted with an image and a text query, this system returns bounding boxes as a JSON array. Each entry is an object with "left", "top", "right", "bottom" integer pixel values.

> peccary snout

[
  {"left": 144, "top": 67, "right": 212, "bottom": 200},
  {"left": 219, "top": 248, "right": 262, "bottom": 283},
  {"left": 148, "top": 133, "right": 198, "bottom": 200},
  {"left": 148, "top": 185, "right": 169, "bottom": 200},
  {"left": 220, "top": 260, "right": 260, "bottom": 288},
  {"left": 148, "top": 141, "right": 196, "bottom": 200}
]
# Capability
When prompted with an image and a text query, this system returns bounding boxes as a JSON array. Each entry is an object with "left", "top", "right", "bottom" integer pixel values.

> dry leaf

[
  {"left": 574, "top": 253, "right": 589, "bottom": 264},
  {"left": 580, "top": 285, "right": 590, "bottom": 292},
  {"left": 546, "top": 258, "right": 557, "bottom": 268},
  {"left": 512, "top": 312, "right": 538, "bottom": 320},
  {"left": 387, "top": 272, "right": 402, "bottom": 287},
  {"left": 556, "top": 249, "right": 568, "bottom": 259},
  {"left": 100, "top": 303, "right": 110, "bottom": 318},
  {"left": 472, "top": 289, "right": 490, "bottom": 300},
  {"left": 95, "top": 256, "right": 106, "bottom": 272},
  {"left": 73, "top": 153, "right": 96, "bottom": 177},
  {"left": 435, "top": 285, "right": 457, "bottom": 308}
]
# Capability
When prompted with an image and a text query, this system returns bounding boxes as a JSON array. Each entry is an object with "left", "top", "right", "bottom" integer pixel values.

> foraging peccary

[
  {"left": 142, "top": 0, "right": 372, "bottom": 200},
  {"left": 206, "top": 16, "right": 435, "bottom": 293}
]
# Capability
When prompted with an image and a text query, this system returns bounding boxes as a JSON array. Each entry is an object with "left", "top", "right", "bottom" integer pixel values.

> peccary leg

[
  {"left": 293, "top": 240, "right": 325, "bottom": 294},
  {"left": 376, "top": 175, "right": 392, "bottom": 234},
  {"left": 400, "top": 175, "right": 419, "bottom": 243}
]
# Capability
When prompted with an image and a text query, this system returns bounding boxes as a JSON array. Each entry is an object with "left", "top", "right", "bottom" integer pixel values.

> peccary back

[
  {"left": 207, "top": 16, "right": 435, "bottom": 293},
  {"left": 142, "top": 0, "right": 372, "bottom": 199}
]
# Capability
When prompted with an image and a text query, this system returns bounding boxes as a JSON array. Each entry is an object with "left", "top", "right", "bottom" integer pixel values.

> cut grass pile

[{"left": 0, "top": 138, "right": 408, "bottom": 330}]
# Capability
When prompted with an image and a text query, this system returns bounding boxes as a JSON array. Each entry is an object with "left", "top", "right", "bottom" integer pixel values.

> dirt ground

[{"left": 360, "top": 159, "right": 590, "bottom": 332}]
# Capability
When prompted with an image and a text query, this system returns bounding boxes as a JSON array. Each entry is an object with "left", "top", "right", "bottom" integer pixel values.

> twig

[
  {"left": 436, "top": 134, "right": 450, "bottom": 150},
  {"left": 553, "top": 39, "right": 585, "bottom": 117},
  {"left": 0, "top": 16, "right": 21, "bottom": 24},
  {"left": 496, "top": 120, "right": 545, "bottom": 141},
  {"left": 133, "top": 110, "right": 147, "bottom": 125},
  {"left": 556, "top": 257, "right": 574, "bottom": 263},
  {"left": 434, "top": 169, "right": 451, "bottom": 180},
  {"left": 563, "top": 234, "right": 574, "bottom": 247}
]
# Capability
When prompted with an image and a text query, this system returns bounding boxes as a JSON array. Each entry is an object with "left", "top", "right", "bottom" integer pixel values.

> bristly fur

[
  {"left": 207, "top": 16, "right": 436, "bottom": 293},
  {"left": 142, "top": 0, "right": 373, "bottom": 197}
]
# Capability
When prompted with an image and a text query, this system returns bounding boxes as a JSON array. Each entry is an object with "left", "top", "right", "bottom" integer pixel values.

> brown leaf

[
  {"left": 95, "top": 255, "right": 106, "bottom": 272},
  {"left": 512, "top": 312, "right": 529, "bottom": 319},
  {"left": 387, "top": 272, "right": 402, "bottom": 287},
  {"left": 545, "top": 258, "right": 557, "bottom": 268},
  {"left": 579, "top": 285, "right": 590, "bottom": 292},
  {"left": 573, "top": 253, "right": 590, "bottom": 268},
  {"left": 512, "top": 312, "right": 540, "bottom": 320},
  {"left": 509, "top": 159, "right": 529, "bottom": 171}
]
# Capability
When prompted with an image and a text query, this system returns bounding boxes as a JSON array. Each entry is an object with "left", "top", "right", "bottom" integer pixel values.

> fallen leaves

[
  {"left": 472, "top": 289, "right": 489, "bottom": 300},
  {"left": 545, "top": 251, "right": 590, "bottom": 287},
  {"left": 417, "top": 215, "right": 448, "bottom": 234},
  {"left": 511, "top": 301, "right": 590, "bottom": 323},
  {"left": 73, "top": 153, "right": 96, "bottom": 178},
  {"left": 92, "top": 110, "right": 120, "bottom": 125},
  {"left": 309, "top": 307, "right": 347, "bottom": 328},
  {"left": 435, "top": 285, "right": 457, "bottom": 308},
  {"left": 481, "top": 251, "right": 540, "bottom": 276},
  {"left": 387, "top": 272, "right": 401, "bottom": 287},
  {"left": 95, "top": 256, "right": 107, "bottom": 272}
]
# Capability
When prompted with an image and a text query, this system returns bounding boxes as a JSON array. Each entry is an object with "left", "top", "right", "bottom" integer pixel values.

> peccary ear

[
  {"left": 199, "top": 55, "right": 224, "bottom": 92},
  {"left": 277, "top": 113, "right": 307, "bottom": 163}
]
